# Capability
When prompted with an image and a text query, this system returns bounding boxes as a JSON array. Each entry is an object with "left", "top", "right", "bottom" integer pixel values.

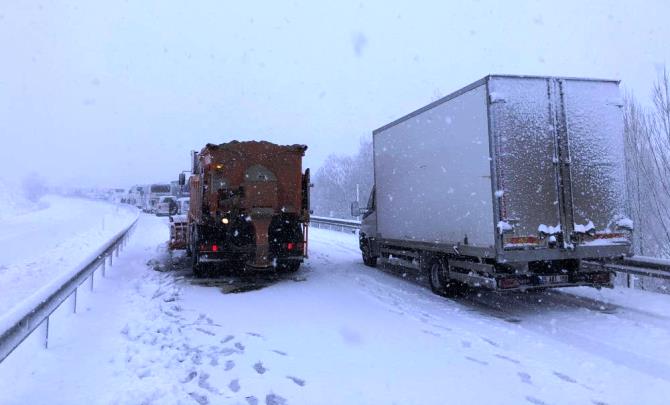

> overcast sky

[{"left": 0, "top": 0, "right": 668, "bottom": 188}]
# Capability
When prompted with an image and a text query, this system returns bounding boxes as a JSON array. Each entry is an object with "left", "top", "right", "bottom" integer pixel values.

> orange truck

[{"left": 175, "top": 141, "right": 310, "bottom": 276}]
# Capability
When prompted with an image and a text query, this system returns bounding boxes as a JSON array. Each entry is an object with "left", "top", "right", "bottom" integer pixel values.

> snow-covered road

[
  {"left": 0, "top": 196, "right": 137, "bottom": 315},
  {"left": 1, "top": 214, "right": 669, "bottom": 404}
]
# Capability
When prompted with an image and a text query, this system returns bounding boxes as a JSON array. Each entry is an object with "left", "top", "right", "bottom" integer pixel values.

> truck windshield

[{"left": 150, "top": 185, "right": 170, "bottom": 193}]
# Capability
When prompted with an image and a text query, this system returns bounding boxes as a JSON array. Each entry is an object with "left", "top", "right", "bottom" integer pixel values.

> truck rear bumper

[
  {"left": 197, "top": 253, "right": 304, "bottom": 266},
  {"left": 498, "top": 244, "right": 631, "bottom": 263},
  {"left": 450, "top": 269, "right": 614, "bottom": 291},
  {"left": 198, "top": 255, "right": 234, "bottom": 263}
]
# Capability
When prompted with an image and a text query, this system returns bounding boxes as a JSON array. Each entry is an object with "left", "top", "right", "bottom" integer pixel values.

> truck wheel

[
  {"left": 429, "top": 259, "right": 464, "bottom": 298},
  {"left": 192, "top": 251, "right": 206, "bottom": 278},
  {"left": 362, "top": 241, "right": 378, "bottom": 267},
  {"left": 193, "top": 263, "right": 205, "bottom": 278}
]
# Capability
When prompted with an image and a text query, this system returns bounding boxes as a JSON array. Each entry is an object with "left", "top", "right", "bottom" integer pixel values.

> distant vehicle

[
  {"left": 110, "top": 188, "right": 125, "bottom": 203},
  {"left": 352, "top": 75, "right": 632, "bottom": 296},
  {"left": 171, "top": 180, "right": 189, "bottom": 199},
  {"left": 126, "top": 185, "right": 145, "bottom": 209},
  {"left": 177, "top": 197, "right": 190, "bottom": 215},
  {"left": 171, "top": 141, "right": 310, "bottom": 276},
  {"left": 155, "top": 195, "right": 178, "bottom": 216},
  {"left": 144, "top": 183, "right": 171, "bottom": 213}
]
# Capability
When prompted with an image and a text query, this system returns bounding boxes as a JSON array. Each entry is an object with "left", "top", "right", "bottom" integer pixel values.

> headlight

[{"left": 222, "top": 218, "right": 229, "bottom": 224}]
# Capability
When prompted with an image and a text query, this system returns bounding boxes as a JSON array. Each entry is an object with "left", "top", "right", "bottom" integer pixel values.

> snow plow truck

[{"left": 173, "top": 141, "right": 310, "bottom": 276}]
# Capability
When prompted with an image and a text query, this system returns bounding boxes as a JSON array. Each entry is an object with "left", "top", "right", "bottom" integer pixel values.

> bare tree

[
  {"left": 624, "top": 68, "right": 670, "bottom": 257},
  {"left": 311, "top": 137, "right": 373, "bottom": 218}
]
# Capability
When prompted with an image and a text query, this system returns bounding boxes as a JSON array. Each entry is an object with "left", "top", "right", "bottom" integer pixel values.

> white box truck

[{"left": 353, "top": 75, "right": 632, "bottom": 296}]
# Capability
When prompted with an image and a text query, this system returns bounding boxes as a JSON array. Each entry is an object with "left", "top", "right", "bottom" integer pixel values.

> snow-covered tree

[
  {"left": 624, "top": 68, "right": 670, "bottom": 257},
  {"left": 311, "top": 138, "right": 373, "bottom": 218}
]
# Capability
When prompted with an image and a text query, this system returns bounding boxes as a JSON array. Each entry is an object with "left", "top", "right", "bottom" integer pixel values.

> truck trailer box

[{"left": 371, "top": 75, "right": 631, "bottom": 266}]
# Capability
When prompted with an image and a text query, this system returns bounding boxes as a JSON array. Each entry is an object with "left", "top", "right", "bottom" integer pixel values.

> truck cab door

[{"left": 360, "top": 186, "right": 377, "bottom": 239}]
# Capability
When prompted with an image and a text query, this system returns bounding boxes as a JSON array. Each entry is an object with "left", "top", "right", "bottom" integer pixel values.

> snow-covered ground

[
  {"left": 0, "top": 195, "right": 137, "bottom": 316},
  {"left": 1, "top": 215, "right": 669, "bottom": 404}
]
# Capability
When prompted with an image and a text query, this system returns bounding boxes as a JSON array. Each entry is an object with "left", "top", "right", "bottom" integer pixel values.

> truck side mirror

[
  {"left": 178, "top": 173, "right": 185, "bottom": 186},
  {"left": 351, "top": 201, "right": 360, "bottom": 217}
]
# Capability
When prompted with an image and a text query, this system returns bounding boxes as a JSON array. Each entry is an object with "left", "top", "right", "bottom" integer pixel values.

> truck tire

[
  {"left": 193, "top": 263, "right": 205, "bottom": 278},
  {"left": 361, "top": 240, "right": 378, "bottom": 267},
  {"left": 429, "top": 259, "right": 464, "bottom": 298},
  {"left": 192, "top": 250, "right": 206, "bottom": 278}
]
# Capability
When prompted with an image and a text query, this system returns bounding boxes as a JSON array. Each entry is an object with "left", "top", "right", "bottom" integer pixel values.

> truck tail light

[
  {"left": 199, "top": 244, "right": 219, "bottom": 252},
  {"left": 212, "top": 244, "right": 219, "bottom": 252},
  {"left": 589, "top": 232, "right": 625, "bottom": 240},
  {"left": 285, "top": 242, "right": 304, "bottom": 252},
  {"left": 574, "top": 232, "right": 628, "bottom": 245},
  {"left": 590, "top": 272, "right": 611, "bottom": 284},
  {"left": 504, "top": 235, "right": 541, "bottom": 247},
  {"left": 498, "top": 278, "right": 520, "bottom": 289}
]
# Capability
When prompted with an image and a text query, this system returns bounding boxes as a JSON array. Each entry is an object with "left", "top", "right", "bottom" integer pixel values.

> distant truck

[
  {"left": 352, "top": 75, "right": 632, "bottom": 296},
  {"left": 175, "top": 141, "right": 310, "bottom": 276},
  {"left": 177, "top": 197, "right": 190, "bottom": 215},
  {"left": 155, "top": 195, "right": 178, "bottom": 216},
  {"left": 143, "top": 184, "right": 171, "bottom": 213},
  {"left": 126, "top": 185, "right": 145, "bottom": 208}
]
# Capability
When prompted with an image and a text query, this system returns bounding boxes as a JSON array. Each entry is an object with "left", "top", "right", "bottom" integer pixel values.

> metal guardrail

[
  {"left": 0, "top": 216, "right": 139, "bottom": 363},
  {"left": 310, "top": 215, "right": 361, "bottom": 233},
  {"left": 309, "top": 216, "right": 670, "bottom": 284},
  {"left": 603, "top": 256, "right": 670, "bottom": 283}
]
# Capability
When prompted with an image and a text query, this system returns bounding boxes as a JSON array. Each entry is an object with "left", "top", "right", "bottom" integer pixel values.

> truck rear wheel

[
  {"left": 361, "top": 240, "right": 378, "bottom": 267},
  {"left": 192, "top": 251, "right": 206, "bottom": 278},
  {"left": 429, "top": 259, "right": 464, "bottom": 298}
]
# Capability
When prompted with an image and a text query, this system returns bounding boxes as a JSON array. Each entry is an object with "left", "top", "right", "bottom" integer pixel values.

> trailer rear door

[
  {"left": 489, "top": 77, "right": 561, "bottom": 248},
  {"left": 489, "top": 76, "right": 629, "bottom": 252},
  {"left": 561, "top": 80, "right": 627, "bottom": 240}
]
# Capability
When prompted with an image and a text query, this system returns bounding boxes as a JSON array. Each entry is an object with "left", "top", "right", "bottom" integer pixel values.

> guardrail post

[
  {"left": 115, "top": 245, "right": 119, "bottom": 258},
  {"left": 72, "top": 288, "right": 77, "bottom": 313},
  {"left": 102, "top": 258, "right": 106, "bottom": 278},
  {"left": 109, "top": 252, "right": 113, "bottom": 267},
  {"left": 90, "top": 270, "right": 94, "bottom": 291},
  {"left": 44, "top": 316, "right": 49, "bottom": 349}
]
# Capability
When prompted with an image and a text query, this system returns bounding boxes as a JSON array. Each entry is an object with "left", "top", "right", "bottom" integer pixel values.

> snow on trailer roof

[
  {"left": 372, "top": 74, "right": 621, "bottom": 135},
  {"left": 200, "top": 140, "right": 308, "bottom": 155}
]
